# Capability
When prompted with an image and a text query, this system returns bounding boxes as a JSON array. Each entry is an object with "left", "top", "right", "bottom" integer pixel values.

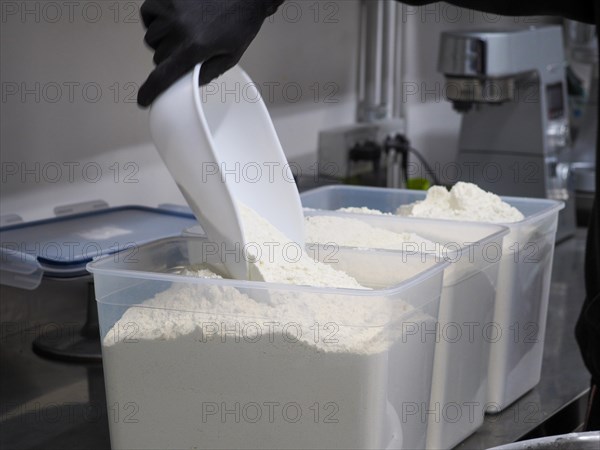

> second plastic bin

[
  {"left": 301, "top": 186, "right": 564, "bottom": 415},
  {"left": 88, "top": 236, "right": 447, "bottom": 450},
  {"left": 304, "top": 210, "right": 508, "bottom": 449}
]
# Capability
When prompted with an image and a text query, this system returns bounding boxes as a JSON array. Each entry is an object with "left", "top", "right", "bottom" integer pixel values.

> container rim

[
  {"left": 0, "top": 204, "right": 195, "bottom": 232},
  {"left": 0, "top": 204, "right": 198, "bottom": 278},
  {"left": 303, "top": 209, "right": 511, "bottom": 256},
  {"left": 300, "top": 185, "right": 565, "bottom": 226},
  {"left": 87, "top": 236, "right": 449, "bottom": 300}
]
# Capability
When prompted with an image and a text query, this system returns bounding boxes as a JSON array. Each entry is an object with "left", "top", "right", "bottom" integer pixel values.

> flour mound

[
  {"left": 102, "top": 205, "right": 415, "bottom": 353},
  {"left": 396, "top": 182, "right": 524, "bottom": 223},
  {"left": 305, "top": 215, "right": 442, "bottom": 254},
  {"left": 337, "top": 206, "right": 391, "bottom": 215},
  {"left": 238, "top": 204, "right": 365, "bottom": 289}
]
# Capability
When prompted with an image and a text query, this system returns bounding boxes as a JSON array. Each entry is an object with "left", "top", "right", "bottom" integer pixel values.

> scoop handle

[{"left": 149, "top": 63, "right": 249, "bottom": 280}]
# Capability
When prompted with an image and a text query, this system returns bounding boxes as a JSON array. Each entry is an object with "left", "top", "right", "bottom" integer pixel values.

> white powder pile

[
  {"left": 396, "top": 182, "right": 524, "bottom": 223},
  {"left": 101, "top": 205, "right": 435, "bottom": 449},
  {"left": 178, "top": 266, "right": 222, "bottom": 278},
  {"left": 104, "top": 205, "right": 389, "bottom": 351},
  {"left": 305, "top": 215, "right": 443, "bottom": 254},
  {"left": 337, "top": 206, "right": 391, "bottom": 215},
  {"left": 237, "top": 204, "right": 365, "bottom": 289},
  {"left": 104, "top": 273, "right": 409, "bottom": 353}
]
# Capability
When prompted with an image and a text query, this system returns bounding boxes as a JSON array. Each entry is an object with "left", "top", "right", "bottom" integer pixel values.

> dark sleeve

[{"left": 399, "top": 1, "right": 595, "bottom": 24}]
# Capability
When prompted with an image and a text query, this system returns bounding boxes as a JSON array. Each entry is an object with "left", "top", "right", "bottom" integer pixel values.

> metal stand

[{"left": 32, "top": 280, "right": 102, "bottom": 363}]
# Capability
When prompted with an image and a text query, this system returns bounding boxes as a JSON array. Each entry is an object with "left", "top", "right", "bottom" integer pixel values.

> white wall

[
  {"left": 0, "top": 0, "right": 361, "bottom": 221},
  {"left": 242, "top": 1, "right": 362, "bottom": 160},
  {"left": 0, "top": 1, "right": 556, "bottom": 221}
]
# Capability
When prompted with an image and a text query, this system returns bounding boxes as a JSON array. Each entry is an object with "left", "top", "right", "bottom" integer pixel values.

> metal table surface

[{"left": 0, "top": 229, "right": 591, "bottom": 450}]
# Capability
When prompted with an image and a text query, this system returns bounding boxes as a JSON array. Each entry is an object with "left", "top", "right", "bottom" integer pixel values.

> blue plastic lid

[{"left": 0, "top": 205, "right": 198, "bottom": 289}]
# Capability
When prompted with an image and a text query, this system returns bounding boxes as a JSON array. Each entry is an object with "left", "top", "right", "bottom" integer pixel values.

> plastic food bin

[
  {"left": 0, "top": 204, "right": 199, "bottom": 362},
  {"left": 88, "top": 236, "right": 447, "bottom": 450},
  {"left": 304, "top": 211, "right": 509, "bottom": 449},
  {"left": 301, "top": 186, "right": 564, "bottom": 415}
]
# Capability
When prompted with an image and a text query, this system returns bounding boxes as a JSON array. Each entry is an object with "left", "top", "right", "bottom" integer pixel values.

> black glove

[{"left": 138, "top": 0, "right": 284, "bottom": 107}]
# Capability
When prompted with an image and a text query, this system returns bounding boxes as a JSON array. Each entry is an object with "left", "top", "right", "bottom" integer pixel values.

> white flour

[
  {"left": 237, "top": 204, "right": 365, "bottom": 289},
  {"left": 101, "top": 205, "right": 435, "bottom": 449},
  {"left": 396, "top": 182, "right": 524, "bottom": 223},
  {"left": 337, "top": 206, "right": 391, "bottom": 215},
  {"left": 305, "top": 215, "right": 442, "bottom": 254},
  {"left": 103, "top": 272, "right": 407, "bottom": 354},
  {"left": 304, "top": 194, "right": 505, "bottom": 449}
]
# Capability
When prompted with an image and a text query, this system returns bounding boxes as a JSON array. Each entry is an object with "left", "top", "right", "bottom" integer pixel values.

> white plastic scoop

[{"left": 149, "top": 64, "right": 305, "bottom": 281}]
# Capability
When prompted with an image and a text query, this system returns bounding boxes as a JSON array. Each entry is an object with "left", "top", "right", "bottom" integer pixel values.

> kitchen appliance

[
  {"left": 438, "top": 26, "right": 576, "bottom": 240},
  {"left": 316, "top": 0, "right": 407, "bottom": 188},
  {"left": 565, "top": 21, "right": 597, "bottom": 225}
]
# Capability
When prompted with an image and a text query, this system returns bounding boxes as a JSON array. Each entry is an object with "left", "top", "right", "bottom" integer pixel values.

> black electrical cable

[
  {"left": 383, "top": 134, "right": 442, "bottom": 187},
  {"left": 407, "top": 147, "right": 441, "bottom": 185}
]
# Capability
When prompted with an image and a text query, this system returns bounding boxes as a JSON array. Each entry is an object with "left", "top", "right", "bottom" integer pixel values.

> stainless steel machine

[
  {"left": 565, "top": 20, "right": 597, "bottom": 225},
  {"left": 438, "top": 26, "right": 576, "bottom": 239}
]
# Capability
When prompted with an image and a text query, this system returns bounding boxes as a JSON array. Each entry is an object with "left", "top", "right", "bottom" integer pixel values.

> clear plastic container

[
  {"left": 301, "top": 186, "right": 564, "bottom": 415},
  {"left": 88, "top": 236, "right": 447, "bottom": 450},
  {"left": 0, "top": 205, "right": 198, "bottom": 287},
  {"left": 304, "top": 210, "right": 509, "bottom": 449}
]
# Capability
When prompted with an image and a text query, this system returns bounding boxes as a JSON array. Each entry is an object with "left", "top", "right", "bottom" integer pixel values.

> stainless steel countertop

[{"left": 0, "top": 230, "right": 591, "bottom": 450}]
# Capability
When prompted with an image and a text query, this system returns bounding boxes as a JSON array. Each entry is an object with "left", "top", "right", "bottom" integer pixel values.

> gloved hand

[{"left": 138, "top": 0, "right": 284, "bottom": 107}]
